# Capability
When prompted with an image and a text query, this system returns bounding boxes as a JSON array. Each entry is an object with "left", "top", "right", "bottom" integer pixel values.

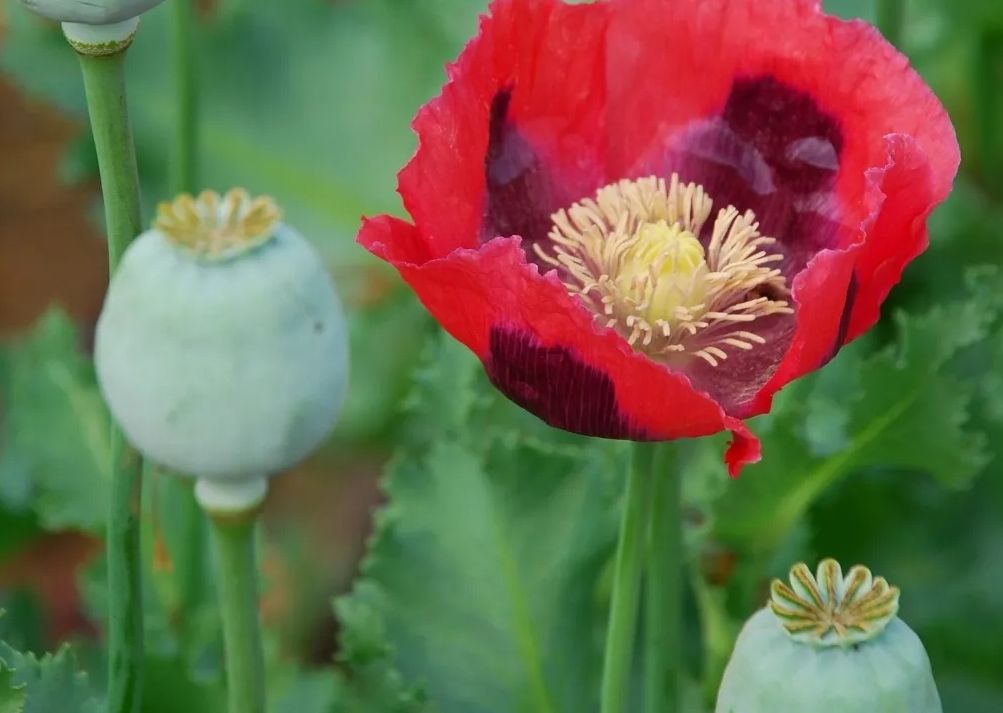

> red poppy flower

[{"left": 358, "top": 0, "right": 958, "bottom": 476}]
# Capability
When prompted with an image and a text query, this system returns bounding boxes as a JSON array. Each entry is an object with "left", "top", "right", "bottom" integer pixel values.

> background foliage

[{"left": 1, "top": 0, "right": 1002, "bottom": 711}]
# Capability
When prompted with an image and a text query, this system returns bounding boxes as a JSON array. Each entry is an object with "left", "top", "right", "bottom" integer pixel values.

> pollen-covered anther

[
  {"left": 536, "top": 175, "right": 793, "bottom": 366},
  {"left": 155, "top": 188, "right": 282, "bottom": 260},
  {"left": 769, "top": 559, "right": 901, "bottom": 648}
]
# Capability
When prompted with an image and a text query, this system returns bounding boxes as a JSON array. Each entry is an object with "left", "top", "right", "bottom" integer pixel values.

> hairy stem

[
  {"left": 600, "top": 444, "right": 655, "bottom": 713},
  {"left": 76, "top": 48, "right": 145, "bottom": 713},
  {"left": 210, "top": 515, "right": 267, "bottom": 713}
]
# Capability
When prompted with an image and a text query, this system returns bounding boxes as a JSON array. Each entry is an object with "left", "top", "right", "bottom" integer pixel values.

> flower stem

[
  {"left": 692, "top": 570, "right": 735, "bottom": 706},
  {"left": 600, "top": 444, "right": 655, "bottom": 713},
  {"left": 170, "top": 0, "right": 198, "bottom": 193},
  {"left": 209, "top": 514, "right": 267, "bottom": 713},
  {"left": 643, "top": 443, "right": 681, "bottom": 713},
  {"left": 74, "top": 46, "right": 145, "bottom": 713},
  {"left": 875, "top": 0, "right": 904, "bottom": 48},
  {"left": 167, "top": 0, "right": 206, "bottom": 633}
]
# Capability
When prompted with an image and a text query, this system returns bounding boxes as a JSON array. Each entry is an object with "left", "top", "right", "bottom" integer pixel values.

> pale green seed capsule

[
  {"left": 95, "top": 190, "right": 349, "bottom": 512},
  {"left": 716, "top": 559, "right": 941, "bottom": 713},
  {"left": 19, "top": 0, "right": 164, "bottom": 24}
]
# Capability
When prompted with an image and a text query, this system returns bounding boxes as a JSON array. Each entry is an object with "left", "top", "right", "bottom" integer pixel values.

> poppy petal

[
  {"left": 360, "top": 214, "right": 762, "bottom": 475},
  {"left": 397, "top": 0, "right": 608, "bottom": 262},
  {"left": 606, "top": 0, "right": 957, "bottom": 414}
]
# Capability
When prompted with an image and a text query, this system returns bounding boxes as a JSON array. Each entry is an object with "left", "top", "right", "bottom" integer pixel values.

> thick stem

[
  {"left": 210, "top": 515, "right": 267, "bottom": 713},
  {"left": 875, "top": 0, "right": 904, "bottom": 48},
  {"left": 77, "top": 50, "right": 143, "bottom": 265},
  {"left": 643, "top": 444, "right": 681, "bottom": 713},
  {"left": 106, "top": 432, "right": 144, "bottom": 713},
  {"left": 600, "top": 445, "right": 655, "bottom": 713},
  {"left": 170, "top": 0, "right": 198, "bottom": 193},
  {"left": 74, "top": 46, "right": 145, "bottom": 713}
]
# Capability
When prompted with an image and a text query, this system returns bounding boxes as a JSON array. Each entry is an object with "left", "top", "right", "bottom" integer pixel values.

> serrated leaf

[
  {"left": 0, "top": 645, "right": 100, "bottom": 713},
  {"left": 339, "top": 434, "right": 622, "bottom": 713},
  {"left": 0, "top": 660, "right": 26, "bottom": 713},
  {"left": 708, "top": 269, "right": 1001, "bottom": 553},
  {"left": 0, "top": 310, "right": 110, "bottom": 532}
]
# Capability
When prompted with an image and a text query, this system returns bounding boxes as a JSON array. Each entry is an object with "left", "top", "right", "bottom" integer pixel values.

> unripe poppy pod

[
  {"left": 716, "top": 559, "right": 941, "bottom": 713},
  {"left": 18, "top": 0, "right": 164, "bottom": 24},
  {"left": 95, "top": 189, "right": 349, "bottom": 512}
]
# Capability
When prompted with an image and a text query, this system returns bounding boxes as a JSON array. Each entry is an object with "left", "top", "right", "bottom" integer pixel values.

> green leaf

[
  {"left": 0, "top": 310, "right": 110, "bottom": 532},
  {"left": 270, "top": 669, "right": 341, "bottom": 713},
  {"left": 0, "top": 659, "right": 26, "bottom": 713},
  {"left": 0, "top": 644, "right": 100, "bottom": 713},
  {"left": 707, "top": 269, "right": 1001, "bottom": 553},
  {"left": 340, "top": 438, "right": 620, "bottom": 713},
  {"left": 337, "top": 330, "right": 626, "bottom": 713}
]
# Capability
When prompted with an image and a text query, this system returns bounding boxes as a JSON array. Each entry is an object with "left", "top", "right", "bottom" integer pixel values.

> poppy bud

[
  {"left": 18, "top": 0, "right": 164, "bottom": 25},
  {"left": 715, "top": 559, "right": 941, "bottom": 712},
  {"left": 95, "top": 189, "right": 349, "bottom": 513}
]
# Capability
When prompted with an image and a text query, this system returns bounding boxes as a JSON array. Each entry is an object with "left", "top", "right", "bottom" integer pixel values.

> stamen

[{"left": 539, "top": 175, "right": 793, "bottom": 367}]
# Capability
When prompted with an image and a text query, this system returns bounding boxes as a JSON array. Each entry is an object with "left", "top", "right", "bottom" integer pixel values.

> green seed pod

[
  {"left": 716, "top": 559, "right": 941, "bottom": 713},
  {"left": 19, "top": 0, "right": 164, "bottom": 25},
  {"left": 95, "top": 189, "right": 349, "bottom": 512}
]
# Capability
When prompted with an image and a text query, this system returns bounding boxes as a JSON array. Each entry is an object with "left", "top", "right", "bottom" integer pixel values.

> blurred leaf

[
  {"left": 0, "top": 310, "right": 110, "bottom": 533},
  {"left": 333, "top": 588, "right": 431, "bottom": 713},
  {"left": 270, "top": 669, "right": 340, "bottom": 713},
  {"left": 0, "top": 643, "right": 100, "bottom": 713},
  {"left": 707, "top": 268, "right": 1000, "bottom": 554},
  {"left": 0, "top": 659, "right": 26, "bottom": 713}
]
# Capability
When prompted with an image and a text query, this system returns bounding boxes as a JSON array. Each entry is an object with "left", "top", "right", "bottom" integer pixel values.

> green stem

[
  {"left": 600, "top": 445, "right": 655, "bottom": 713},
  {"left": 875, "top": 0, "right": 904, "bottom": 48},
  {"left": 78, "top": 51, "right": 143, "bottom": 265},
  {"left": 167, "top": 0, "right": 205, "bottom": 633},
  {"left": 75, "top": 48, "right": 145, "bottom": 713},
  {"left": 170, "top": 0, "right": 199, "bottom": 193},
  {"left": 643, "top": 444, "right": 681, "bottom": 713},
  {"left": 691, "top": 571, "right": 736, "bottom": 707},
  {"left": 210, "top": 515, "right": 266, "bottom": 713}
]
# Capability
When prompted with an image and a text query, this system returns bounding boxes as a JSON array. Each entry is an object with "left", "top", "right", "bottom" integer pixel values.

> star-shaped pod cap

[{"left": 715, "top": 559, "right": 941, "bottom": 713}]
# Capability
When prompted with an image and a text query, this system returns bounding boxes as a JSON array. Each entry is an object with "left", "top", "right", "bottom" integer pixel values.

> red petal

[
  {"left": 606, "top": 0, "right": 957, "bottom": 230},
  {"left": 397, "top": 0, "right": 609, "bottom": 260},
  {"left": 844, "top": 135, "right": 946, "bottom": 342},
  {"left": 359, "top": 215, "right": 762, "bottom": 475},
  {"left": 606, "top": 0, "right": 957, "bottom": 413}
]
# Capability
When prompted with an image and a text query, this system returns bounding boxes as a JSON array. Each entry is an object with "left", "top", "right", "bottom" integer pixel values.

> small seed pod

[
  {"left": 716, "top": 559, "right": 941, "bottom": 713},
  {"left": 95, "top": 189, "right": 349, "bottom": 513},
  {"left": 19, "top": 0, "right": 164, "bottom": 25}
]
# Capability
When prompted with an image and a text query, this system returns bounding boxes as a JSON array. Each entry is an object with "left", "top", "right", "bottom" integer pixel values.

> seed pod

[
  {"left": 716, "top": 559, "right": 941, "bottom": 713},
  {"left": 19, "top": 0, "right": 164, "bottom": 25},
  {"left": 95, "top": 190, "right": 349, "bottom": 512}
]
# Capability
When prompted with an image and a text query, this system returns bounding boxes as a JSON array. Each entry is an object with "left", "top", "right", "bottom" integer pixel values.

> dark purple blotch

[
  {"left": 486, "top": 326, "right": 647, "bottom": 440},
  {"left": 482, "top": 89, "right": 560, "bottom": 264},
  {"left": 644, "top": 75, "right": 846, "bottom": 278}
]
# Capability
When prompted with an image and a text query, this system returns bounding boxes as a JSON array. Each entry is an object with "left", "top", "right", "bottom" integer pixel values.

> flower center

[
  {"left": 155, "top": 188, "right": 281, "bottom": 260},
  {"left": 536, "top": 175, "right": 793, "bottom": 366},
  {"left": 769, "top": 559, "right": 900, "bottom": 648}
]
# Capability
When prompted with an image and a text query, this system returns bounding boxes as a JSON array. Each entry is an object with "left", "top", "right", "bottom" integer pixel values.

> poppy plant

[{"left": 358, "top": 0, "right": 958, "bottom": 477}]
